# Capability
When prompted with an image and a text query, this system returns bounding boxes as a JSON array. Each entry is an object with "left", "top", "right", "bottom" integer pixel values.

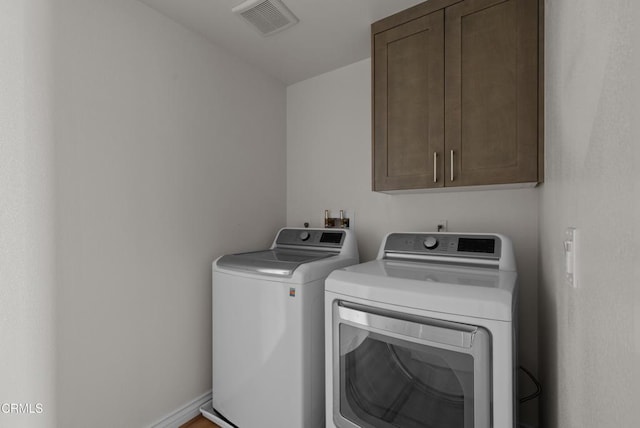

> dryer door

[{"left": 332, "top": 302, "right": 491, "bottom": 428}]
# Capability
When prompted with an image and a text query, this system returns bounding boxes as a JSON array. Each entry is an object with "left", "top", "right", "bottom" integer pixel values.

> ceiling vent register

[{"left": 232, "top": 0, "right": 299, "bottom": 36}]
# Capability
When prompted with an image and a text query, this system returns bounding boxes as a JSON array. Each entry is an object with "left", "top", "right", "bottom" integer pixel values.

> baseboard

[{"left": 148, "top": 390, "right": 213, "bottom": 428}]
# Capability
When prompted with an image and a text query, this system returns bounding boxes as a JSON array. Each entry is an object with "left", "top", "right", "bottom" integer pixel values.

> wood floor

[{"left": 179, "top": 414, "right": 219, "bottom": 428}]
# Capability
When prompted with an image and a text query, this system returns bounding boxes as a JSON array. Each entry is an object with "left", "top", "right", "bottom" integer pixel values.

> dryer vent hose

[{"left": 519, "top": 365, "right": 541, "bottom": 403}]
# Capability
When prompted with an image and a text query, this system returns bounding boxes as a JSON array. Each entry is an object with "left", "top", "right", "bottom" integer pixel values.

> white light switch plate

[{"left": 564, "top": 227, "right": 578, "bottom": 288}]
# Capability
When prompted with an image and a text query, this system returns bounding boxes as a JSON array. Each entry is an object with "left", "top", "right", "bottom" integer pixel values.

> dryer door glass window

[{"left": 333, "top": 303, "right": 491, "bottom": 428}]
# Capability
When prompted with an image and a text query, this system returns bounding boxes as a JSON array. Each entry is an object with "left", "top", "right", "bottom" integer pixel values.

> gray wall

[
  {"left": 0, "top": 1, "right": 56, "bottom": 427},
  {"left": 2, "top": 0, "right": 286, "bottom": 427},
  {"left": 53, "top": 1, "right": 286, "bottom": 426},
  {"left": 540, "top": 0, "right": 639, "bottom": 427}
]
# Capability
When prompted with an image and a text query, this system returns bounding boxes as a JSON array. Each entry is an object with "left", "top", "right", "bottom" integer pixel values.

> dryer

[
  {"left": 201, "top": 228, "right": 359, "bottom": 428},
  {"left": 325, "top": 232, "right": 518, "bottom": 428}
]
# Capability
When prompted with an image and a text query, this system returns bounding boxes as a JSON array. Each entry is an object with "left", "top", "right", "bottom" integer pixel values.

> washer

[
  {"left": 201, "top": 228, "right": 359, "bottom": 428},
  {"left": 325, "top": 232, "right": 518, "bottom": 428}
]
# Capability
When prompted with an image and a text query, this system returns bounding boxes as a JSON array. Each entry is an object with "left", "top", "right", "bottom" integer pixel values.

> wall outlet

[{"left": 437, "top": 220, "right": 448, "bottom": 232}]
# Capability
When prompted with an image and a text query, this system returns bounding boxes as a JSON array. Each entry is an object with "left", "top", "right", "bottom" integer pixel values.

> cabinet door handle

[
  {"left": 450, "top": 150, "right": 454, "bottom": 182},
  {"left": 433, "top": 152, "right": 438, "bottom": 183}
]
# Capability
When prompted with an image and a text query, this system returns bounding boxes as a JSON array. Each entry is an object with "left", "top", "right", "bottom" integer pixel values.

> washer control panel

[
  {"left": 384, "top": 233, "right": 501, "bottom": 260},
  {"left": 276, "top": 228, "right": 345, "bottom": 248}
]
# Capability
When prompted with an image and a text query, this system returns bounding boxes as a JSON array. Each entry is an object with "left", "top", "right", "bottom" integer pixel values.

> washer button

[{"left": 299, "top": 231, "right": 311, "bottom": 241}]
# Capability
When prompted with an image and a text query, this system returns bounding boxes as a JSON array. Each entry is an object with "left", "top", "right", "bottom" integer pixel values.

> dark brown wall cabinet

[{"left": 372, "top": 0, "right": 542, "bottom": 191}]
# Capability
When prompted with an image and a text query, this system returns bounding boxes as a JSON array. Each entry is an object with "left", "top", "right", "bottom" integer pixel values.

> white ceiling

[{"left": 138, "top": 0, "right": 425, "bottom": 85}]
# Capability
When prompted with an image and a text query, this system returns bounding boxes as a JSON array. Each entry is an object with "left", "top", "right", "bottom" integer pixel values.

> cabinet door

[
  {"left": 373, "top": 10, "right": 445, "bottom": 191},
  {"left": 445, "top": 0, "right": 539, "bottom": 186}
]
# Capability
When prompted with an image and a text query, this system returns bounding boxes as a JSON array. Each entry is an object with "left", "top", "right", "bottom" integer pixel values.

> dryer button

[{"left": 423, "top": 236, "right": 438, "bottom": 250}]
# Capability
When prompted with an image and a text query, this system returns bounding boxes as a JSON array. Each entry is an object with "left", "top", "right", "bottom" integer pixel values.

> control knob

[
  {"left": 299, "top": 231, "right": 311, "bottom": 241},
  {"left": 423, "top": 236, "right": 438, "bottom": 250}
]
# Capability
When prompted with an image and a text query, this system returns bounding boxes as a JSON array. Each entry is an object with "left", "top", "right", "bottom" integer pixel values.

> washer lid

[
  {"left": 217, "top": 248, "right": 335, "bottom": 277},
  {"left": 325, "top": 260, "right": 517, "bottom": 321}
]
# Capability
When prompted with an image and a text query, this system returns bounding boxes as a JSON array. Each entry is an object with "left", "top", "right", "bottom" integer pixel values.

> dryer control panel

[{"left": 383, "top": 233, "right": 502, "bottom": 261}]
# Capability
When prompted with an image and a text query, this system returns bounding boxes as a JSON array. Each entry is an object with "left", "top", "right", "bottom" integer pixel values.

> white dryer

[
  {"left": 201, "top": 228, "right": 359, "bottom": 428},
  {"left": 325, "top": 232, "right": 518, "bottom": 428}
]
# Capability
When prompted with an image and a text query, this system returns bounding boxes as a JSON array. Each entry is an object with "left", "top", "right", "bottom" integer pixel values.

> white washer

[
  {"left": 325, "top": 232, "right": 518, "bottom": 428},
  {"left": 201, "top": 228, "right": 359, "bottom": 428}
]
